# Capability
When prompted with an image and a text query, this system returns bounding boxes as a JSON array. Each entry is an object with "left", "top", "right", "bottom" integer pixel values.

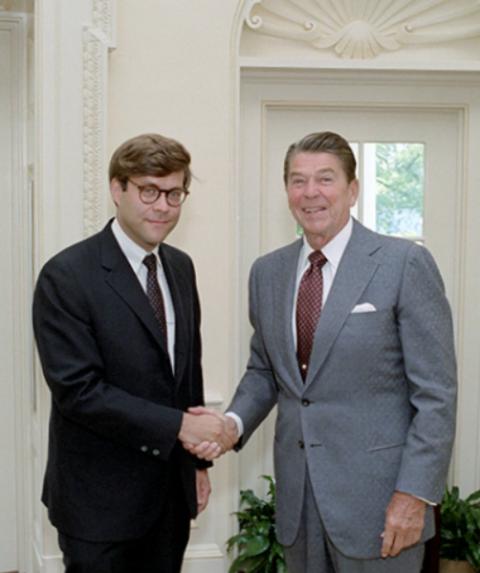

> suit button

[
  {"left": 302, "top": 399, "right": 310, "bottom": 406},
  {"left": 298, "top": 440, "right": 305, "bottom": 449},
  {"left": 140, "top": 445, "right": 148, "bottom": 453},
  {"left": 152, "top": 449, "right": 160, "bottom": 456}
]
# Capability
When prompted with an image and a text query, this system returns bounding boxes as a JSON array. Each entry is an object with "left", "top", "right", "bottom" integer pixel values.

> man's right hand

[{"left": 179, "top": 407, "right": 238, "bottom": 460}]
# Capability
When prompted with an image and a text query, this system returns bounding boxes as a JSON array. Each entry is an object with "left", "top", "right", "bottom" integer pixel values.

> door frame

[{"left": 0, "top": 11, "right": 33, "bottom": 573}]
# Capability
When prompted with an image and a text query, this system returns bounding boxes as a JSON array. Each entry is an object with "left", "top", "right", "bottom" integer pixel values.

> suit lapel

[
  {"left": 305, "top": 221, "right": 382, "bottom": 388},
  {"left": 273, "top": 240, "right": 305, "bottom": 392},
  {"left": 100, "top": 224, "right": 171, "bottom": 360},
  {"left": 159, "top": 245, "right": 189, "bottom": 386}
]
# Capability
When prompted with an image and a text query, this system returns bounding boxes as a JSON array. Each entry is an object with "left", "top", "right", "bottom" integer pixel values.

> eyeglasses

[{"left": 127, "top": 179, "right": 189, "bottom": 207}]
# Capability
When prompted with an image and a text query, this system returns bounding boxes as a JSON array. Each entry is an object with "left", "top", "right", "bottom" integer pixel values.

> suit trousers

[
  {"left": 58, "top": 467, "right": 191, "bottom": 573},
  {"left": 283, "top": 471, "right": 425, "bottom": 573}
]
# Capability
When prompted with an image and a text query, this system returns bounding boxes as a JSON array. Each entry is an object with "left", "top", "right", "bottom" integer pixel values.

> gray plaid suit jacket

[{"left": 228, "top": 219, "right": 457, "bottom": 559}]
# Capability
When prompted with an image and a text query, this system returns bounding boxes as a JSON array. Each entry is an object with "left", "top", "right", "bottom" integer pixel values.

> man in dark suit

[
  {"left": 189, "top": 132, "right": 457, "bottom": 572},
  {"left": 33, "top": 133, "right": 232, "bottom": 573}
]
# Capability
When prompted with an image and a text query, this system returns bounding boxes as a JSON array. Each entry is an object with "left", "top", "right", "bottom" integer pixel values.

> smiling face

[
  {"left": 286, "top": 152, "right": 359, "bottom": 250},
  {"left": 110, "top": 171, "right": 184, "bottom": 250}
]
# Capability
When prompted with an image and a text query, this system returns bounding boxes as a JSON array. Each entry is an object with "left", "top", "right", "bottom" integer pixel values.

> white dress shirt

[{"left": 111, "top": 219, "right": 176, "bottom": 370}]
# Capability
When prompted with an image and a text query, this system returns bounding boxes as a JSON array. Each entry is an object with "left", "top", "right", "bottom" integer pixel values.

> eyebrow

[
  {"left": 289, "top": 168, "right": 336, "bottom": 178},
  {"left": 133, "top": 179, "right": 183, "bottom": 191}
]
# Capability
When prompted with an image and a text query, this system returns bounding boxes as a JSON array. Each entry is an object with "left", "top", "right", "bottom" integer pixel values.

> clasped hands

[{"left": 179, "top": 406, "right": 239, "bottom": 461}]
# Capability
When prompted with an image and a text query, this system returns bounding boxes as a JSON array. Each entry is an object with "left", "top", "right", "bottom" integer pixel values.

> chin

[
  {"left": 148, "top": 236, "right": 166, "bottom": 247},
  {"left": 304, "top": 224, "right": 328, "bottom": 237}
]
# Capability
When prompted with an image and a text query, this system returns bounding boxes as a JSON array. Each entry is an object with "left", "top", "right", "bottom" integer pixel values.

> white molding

[
  {"left": 239, "top": 55, "right": 480, "bottom": 72},
  {"left": 240, "top": 66, "right": 480, "bottom": 85},
  {"left": 82, "top": 0, "right": 116, "bottom": 237},
  {"left": 0, "top": 12, "right": 33, "bottom": 573},
  {"left": 82, "top": 26, "right": 108, "bottom": 236},
  {"left": 34, "top": 546, "right": 62, "bottom": 573},
  {"left": 204, "top": 391, "right": 224, "bottom": 408},
  {"left": 184, "top": 542, "right": 224, "bottom": 560},
  {"left": 91, "top": 0, "right": 116, "bottom": 47},
  {"left": 243, "top": 0, "right": 480, "bottom": 59}
]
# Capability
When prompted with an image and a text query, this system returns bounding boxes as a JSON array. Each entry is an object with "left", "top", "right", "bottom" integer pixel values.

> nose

[
  {"left": 304, "top": 178, "right": 320, "bottom": 197},
  {"left": 152, "top": 192, "right": 170, "bottom": 211}
]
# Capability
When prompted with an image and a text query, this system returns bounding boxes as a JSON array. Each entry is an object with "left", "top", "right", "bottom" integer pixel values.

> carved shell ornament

[{"left": 244, "top": 0, "right": 480, "bottom": 59}]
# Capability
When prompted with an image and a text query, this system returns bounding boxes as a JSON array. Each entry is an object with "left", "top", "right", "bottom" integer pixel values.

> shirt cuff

[
  {"left": 225, "top": 412, "right": 244, "bottom": 438},
  {"left": 413, "top": 494, "right": 436, "bottom": 506}
]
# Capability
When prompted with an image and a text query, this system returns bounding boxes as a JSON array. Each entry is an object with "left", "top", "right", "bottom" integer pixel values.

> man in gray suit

[{"left": 188, "top": 132, "right": 457, "bottom": 572}]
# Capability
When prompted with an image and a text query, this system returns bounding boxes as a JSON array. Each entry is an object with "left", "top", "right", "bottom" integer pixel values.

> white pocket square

[{"left": 351, "top": 302, "right": 377, "bottom": 313}]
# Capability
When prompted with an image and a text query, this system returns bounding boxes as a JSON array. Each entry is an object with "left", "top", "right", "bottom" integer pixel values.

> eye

[
  {"left": 169, "top": 189, "right": 182, "bottom": 201},
  {"left": 290, "top": 178, "right": 306, "bottom": 187},
  {"left": 142, "top": 187, "right": 159, "bottom": 198}
]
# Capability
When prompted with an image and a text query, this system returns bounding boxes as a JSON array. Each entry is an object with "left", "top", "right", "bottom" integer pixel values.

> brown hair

[
  {"left": 109, "top": 133, "right": 192, "bottom": 188},
  {"left": 283, "top": 131, "right": 357, "bottom": 184}
]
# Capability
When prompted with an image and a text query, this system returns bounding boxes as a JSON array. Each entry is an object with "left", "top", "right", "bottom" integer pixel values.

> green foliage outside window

[{"left": 375, "top": 143, "right": 424, "bottom": 238}]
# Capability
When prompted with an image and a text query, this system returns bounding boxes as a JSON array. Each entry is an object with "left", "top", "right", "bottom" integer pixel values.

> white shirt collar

[
  {"left": 299, "top": 216, "right": 353, "bottom": 272},
  {"left": 111, "top": 218, "right": 159, "bottom": 274}
]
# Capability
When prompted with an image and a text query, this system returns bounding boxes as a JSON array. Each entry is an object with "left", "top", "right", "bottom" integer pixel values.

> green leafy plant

[
  {"left": 440, "top": 485, "right": 480, "bottom": 570},
  {"left": 227, "top": 475, "right": 287, "bottom": 573}
]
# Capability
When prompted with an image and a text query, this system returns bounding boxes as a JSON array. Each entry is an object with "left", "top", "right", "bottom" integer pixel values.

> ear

[
  {"left": 348, "top": 178, "right": 359, "bottom": 207},
  {"left": 110, "top": 178, "right": 124, "bottom": 207}
]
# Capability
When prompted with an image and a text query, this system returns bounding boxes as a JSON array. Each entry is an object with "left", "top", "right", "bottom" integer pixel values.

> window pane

[{"left": 372, "top": 142, "right": 424, "bottom": 239}]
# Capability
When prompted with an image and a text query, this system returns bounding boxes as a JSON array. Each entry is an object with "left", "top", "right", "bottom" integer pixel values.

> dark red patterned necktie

[
  {"left": 296, "top": 251, "right": 328, "bottom": 381},
  {"left": 143, "top": 254, "right": 167, "bottom": 345}
]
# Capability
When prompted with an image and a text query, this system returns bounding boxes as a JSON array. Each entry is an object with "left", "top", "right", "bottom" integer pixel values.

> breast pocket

[
  {"left": 336, "top": 307, "right": 399, "bottom": 362},
  {"left": 346, "top": 307, "right": 395, "bottom": 326}
]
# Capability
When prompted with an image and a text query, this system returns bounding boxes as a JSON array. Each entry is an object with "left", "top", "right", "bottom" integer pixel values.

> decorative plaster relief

[
  {"left": 83, "top": 28, "right": 107, "bottom": 237},
  {"left": 244, "top": 0, "right": 480, "bottom": 59},
  {"left": 92, "top": 0, "right": 116, "bottom": 46},
  {"left": 83, "top": 0, "right": 116, "bottom": 237}
]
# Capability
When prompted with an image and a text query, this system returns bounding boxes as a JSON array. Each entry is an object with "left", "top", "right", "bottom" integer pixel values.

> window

[{"left": 353, "top": 142, "right": 425, "bottom": 242}]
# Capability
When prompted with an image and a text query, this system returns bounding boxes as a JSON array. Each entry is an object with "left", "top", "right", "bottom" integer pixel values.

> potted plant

[
  {"left": 226, "top": 475, "right": 287, "bottom": 573},
  {"left": 440, "top": 485, "right": 480, "bottom": 572}
]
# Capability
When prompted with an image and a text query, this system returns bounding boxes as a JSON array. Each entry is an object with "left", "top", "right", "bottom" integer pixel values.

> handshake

[{"left": 178, "top": 406, "right": 239, "bottom": 461}]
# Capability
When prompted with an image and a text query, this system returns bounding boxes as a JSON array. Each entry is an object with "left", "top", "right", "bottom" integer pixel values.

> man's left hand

[
  {"left": 195, "top": 469, "right": 211, "bottom": 514},
  {"left": 381, "top": 491, "right": 426, "bottom": 558}
]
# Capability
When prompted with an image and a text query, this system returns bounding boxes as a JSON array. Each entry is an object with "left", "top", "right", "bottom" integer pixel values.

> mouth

[
  {"left": 302, "top": 206, "right": 327, "bottom": 214},
  {"left": 146, "top": 219, "right": 170, "bottom": 225}
]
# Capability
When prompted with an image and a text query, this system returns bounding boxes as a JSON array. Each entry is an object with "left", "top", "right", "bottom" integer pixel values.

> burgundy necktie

[
  {"left": 143, "top": 254, "right": 168, "bottom": 344},
  {"left": 296, "top": 251, "right": 328, "bottom": 381}
]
